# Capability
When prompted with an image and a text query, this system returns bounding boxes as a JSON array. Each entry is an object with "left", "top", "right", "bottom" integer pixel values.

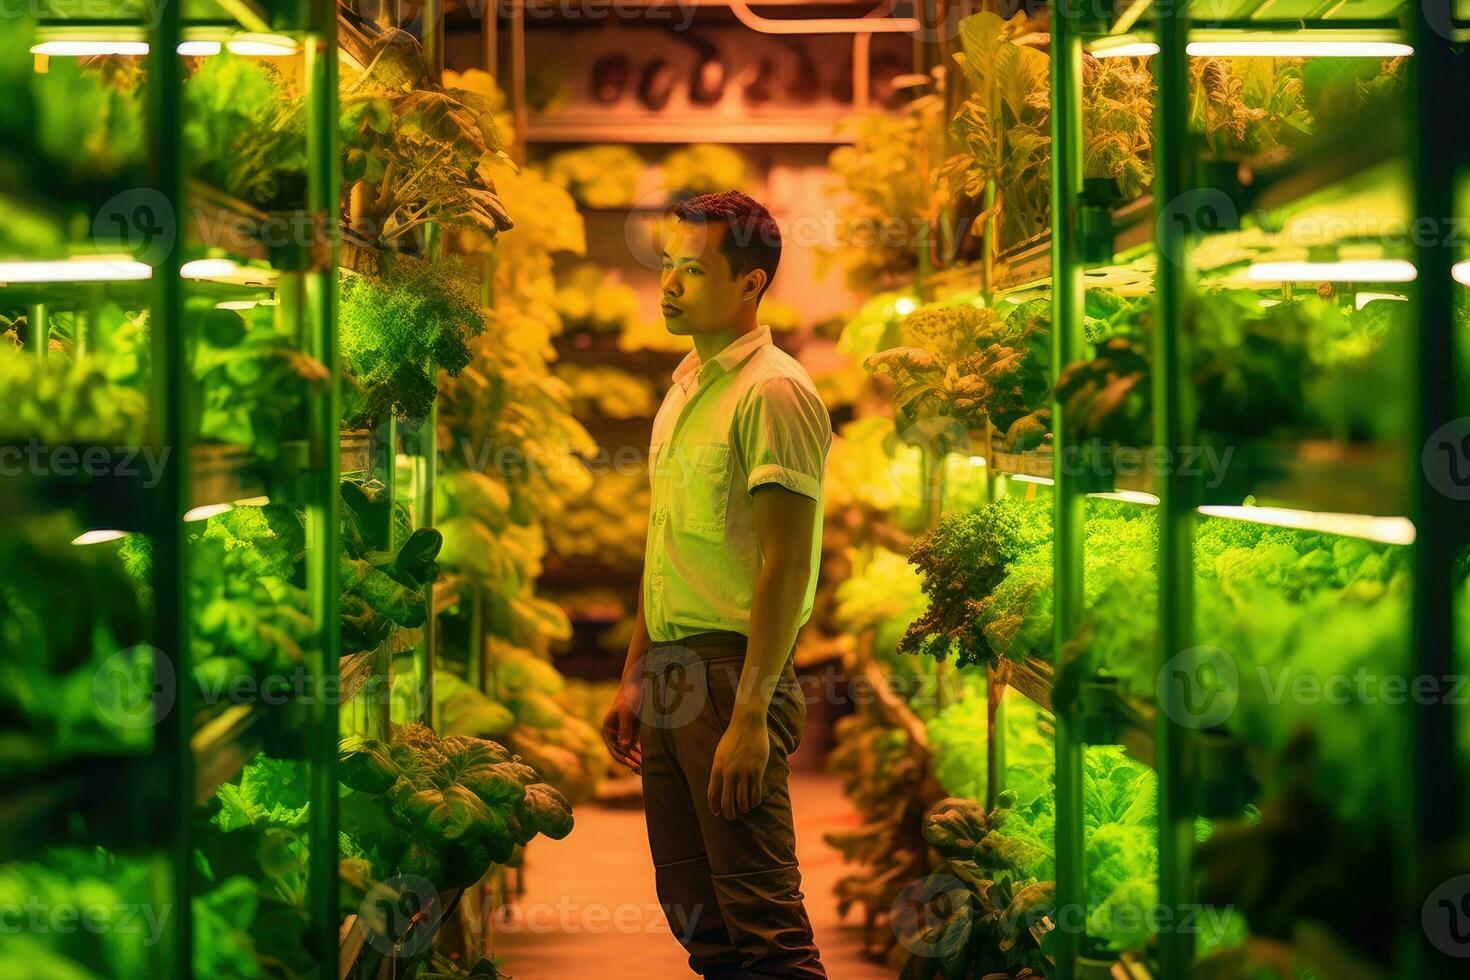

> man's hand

[
  {"left": 707, "top": 713, "right": 770, "bottom": 818},
  {"left": 601, "top": 681, "right": 643, "bottom": 775}
]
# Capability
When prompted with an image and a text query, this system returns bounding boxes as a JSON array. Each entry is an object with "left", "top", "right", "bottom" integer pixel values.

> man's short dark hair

[{"left": 670, "top": 191, "right": 781, "bottom": 300}]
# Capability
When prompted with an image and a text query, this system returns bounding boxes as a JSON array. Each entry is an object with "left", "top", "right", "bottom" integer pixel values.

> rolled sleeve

[{"left": 736, "top": 376, "right": 831, "bottom": 501}]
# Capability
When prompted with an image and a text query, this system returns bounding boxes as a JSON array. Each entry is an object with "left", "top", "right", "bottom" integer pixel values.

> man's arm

[
  {"left": 601, "top": 568, "right": 651, "bottom": 774},
  {"left": 707, "top": 483, "right": 818, "bottom": 818}
]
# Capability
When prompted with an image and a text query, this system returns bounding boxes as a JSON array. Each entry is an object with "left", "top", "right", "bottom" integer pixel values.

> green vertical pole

[
  {"left": 1408, "top": 8, "right": 1463, "bottom": 980},
  {"left": 378, "top": 413, "right": 398, "bottom": 736},
  {"left": 1049, "top": 3, "right": 1086, "bottom": 974},
  {"left": 1154, "top": 4, "right": 1196, "bottom": 978},
  {"left": 424, "top": 0, "right": 444, "bottom": 79},
  {"left": 986, "top": 673, "right": 1006, "bottom": 809},
  {"left": 149, "top": 4, "right": 189, "bottom": 977},
  {"left": 421, "top": 398, "right": 437, "bottom": 728},
  {"left": 28, "top": 303, "right": 47, "bottom": 358},
  {"left": 305, "top": 2, "right": 343, "bottom": 974}
]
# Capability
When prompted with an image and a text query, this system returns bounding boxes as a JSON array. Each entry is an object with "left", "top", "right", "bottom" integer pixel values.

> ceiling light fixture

[
  {"left": 1247, "top": 260, "right": 1417, "bottom": 283},
  {"left": 0, "top": 257, "right": 151, "bottom": 283},
  {"left": 1198, "top": 505, "right": 1416, "bottom": 546},
  {"left": 72, "top": 529, "right": 129, "bottom": 546}
]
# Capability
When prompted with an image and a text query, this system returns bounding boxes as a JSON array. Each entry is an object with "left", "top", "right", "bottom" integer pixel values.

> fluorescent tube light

[
  {"left": 967, "top": 456, "right": 987, "bottom": 467},
  {"left": 72, "top": 529, "right": 128, "bottom": 546},
  {"left": 184, "top": 502, "right": 233, "bottom": 523},
  {"left": 0, "top": 257, "right": 151, "bottom": 283},
  {"left": 1258, "top": 298, "right": 1282, "bottom": 308},
  {"left": 1247, "top": 260, "right": 1417, "bottom": 283},
  {"left": 1091, "top": 40, "right": 1160, "bottom": 59},
  {"left": 1354, "top": 291, "right": 1408, "bottom": 310},
  {"left": 1187, "top": 39, "right": 1413, "bottom": 58},
  {"left": 1010, "top": 473, "right": 1055, "bottom": 486},
  {"left": 215, "top": 300, "right": 260, "bottom": 310},
  {"left": 33, "top": 35, "right": 295, "bottom": 58},
  {"left": 1453, "top": 260, "right": 1470, "bottom": 286},
  {"left": 181, "top": 258, "right": 241, "bottom": 280},
  {"left": 32, "top": 40, "right": 149, "bottom": 56},
  {"left": 1198, "top": 505, "right": 1416, "bottom": 546},
  {"left": 1088, "top": 490, "right": 1160, "bottom": 505},
  {"left": 184, "top": 495, "right": 270, "bottom": 523},
  {"left": 226, "top": 36, "right": 297, "bottom": 56},
  {"left": 232, "top": 496, "right": 271, "bottom": 508}
]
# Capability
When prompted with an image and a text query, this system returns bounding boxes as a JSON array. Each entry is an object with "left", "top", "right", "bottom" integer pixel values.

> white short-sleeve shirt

[{"left": 642, "top": 325, "right": 832, "bottom": 643}]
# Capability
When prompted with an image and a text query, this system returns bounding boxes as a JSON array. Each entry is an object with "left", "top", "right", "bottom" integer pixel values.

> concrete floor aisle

[{"left": 483, "top": 769, "right": 896, "bottom": 980}]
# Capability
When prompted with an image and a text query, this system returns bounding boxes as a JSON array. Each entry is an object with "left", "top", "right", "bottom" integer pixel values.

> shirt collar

[{"left": 672, "top": 326, "right": 772, "bottom": 390}]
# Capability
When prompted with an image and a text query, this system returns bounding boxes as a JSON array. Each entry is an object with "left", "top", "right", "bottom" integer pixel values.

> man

[{"left": 601, "top": 191, "right": 831, "bottom": 979}]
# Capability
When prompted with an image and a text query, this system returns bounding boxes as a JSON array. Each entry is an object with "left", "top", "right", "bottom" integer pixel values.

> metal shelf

[
  {"left": 973, "top": 116, "right": 1407, "bottom": 300},
  {"left": 1099, "top": 0, "right": 1407, "bottom": 35},
  {"left": 525, "top": 115, "right": 853, "bottom": 145},
  {"left": 998, "top": 655, "right": 1054, "bottom": 712},
  {"left": 191, "top": 704, "right": 264, "bottom": 805}
]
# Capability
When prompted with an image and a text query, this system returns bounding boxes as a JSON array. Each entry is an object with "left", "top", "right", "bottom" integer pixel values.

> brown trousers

[{"left": 638, "top": 630, "right": 828, "bottom": 979}]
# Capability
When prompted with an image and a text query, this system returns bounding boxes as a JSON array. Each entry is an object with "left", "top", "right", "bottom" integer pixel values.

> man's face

[{"left": 659, "top": 219, "right": 761, "bottom": 336}]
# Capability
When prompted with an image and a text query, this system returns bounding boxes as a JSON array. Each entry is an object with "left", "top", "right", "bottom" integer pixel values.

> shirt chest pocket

[{"left": 659, "top": 441, "right": 732, "bottom": 544}]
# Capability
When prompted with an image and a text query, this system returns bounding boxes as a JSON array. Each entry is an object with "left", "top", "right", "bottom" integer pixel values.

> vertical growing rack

[
  {"left": 951, "top": 1, "right": 1470, "bottom": 977},
  {"left": 2, "top": 0, "right": 345, "bottom": 975}
]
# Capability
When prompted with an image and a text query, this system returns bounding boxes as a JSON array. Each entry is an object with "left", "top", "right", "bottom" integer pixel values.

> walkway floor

[{"left": 482, "top": 769, "right": 896, "bottom": 980}]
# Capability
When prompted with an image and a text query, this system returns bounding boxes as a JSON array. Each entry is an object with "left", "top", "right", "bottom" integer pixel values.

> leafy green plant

[
  {"left": 189, "top": 505, "right": 318, "bottom": 695},
  {"left": 0, "top": 514, "right": 151, "bottom": 768},
  {"left": 543, "top": 144, "right": 643, "bottom": 209},
  {"left": 338, "top": 723, "right": 573, "bottom": 895},
  {"left": 1081, "top": 53, "right": 1154, "bottom": 198},
  {"left": 947, "top": 10, "right": 1052, "bottom": 247},
  {"left": 900, "top": 496, "right": 1052, "bottom": 668},
  {"left": 553, "top": 263, "right": 642, "bottom": 335},
  {"left": 1055, "top": 289, "right": 1396, "bottom": 450},
  {"left": 0, "top": 341, "right": 145, "bottom": 445},
  {"left": 864, "top": 298, "right": 1051, "bottom": 453},
  {"left": 823, "top": 703, "right": 932, "bottom": 961},
  {"left": 340, "top": 257, "right": 485, "bottom": 427},
  {"left": 660, "top": 143, "right": 749, "bottom": 196},
  {"left": 1188, "top": 57, "right": 1312, "bottom": 162},
  {"left": 0, "top": 847, "right": 159, "bottom": 976},
  {"left": 339, "top": 480, "right": 442, "bottom": 654},
  {"left": 1298, "top": 56, "right": 1405, "bottom": 131},
  {"left": 184, "top": 53, "right": 306, "bottom": 209},
  {"left": 339, "top": 18, "right": 512, "bottom": 249},
  {"left": 828, "top": 81, "right": 953, "bottom": 290},
  {"left": 195, "top": 306, "right": 331, "bottom": 459},
  {"left": 33, "top": 55, "right": 146, "bottom": 185}
]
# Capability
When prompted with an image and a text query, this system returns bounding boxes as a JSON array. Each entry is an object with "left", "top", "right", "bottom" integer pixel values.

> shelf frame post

[
  {"left": 1153, "top": 3, "right": 1198, "bottom": 977},
  {"left": 1408, "top": 7, "right": 1466, "bottom": 979},
  {"left": 305, "top": 0, "right": 343, "bottom": 973},
  {"left": 148, "top": 3, "right": 189, "bottom": 976},
  {"left": 1049, "top": 1, "right": 1087, "bottom": 974}
]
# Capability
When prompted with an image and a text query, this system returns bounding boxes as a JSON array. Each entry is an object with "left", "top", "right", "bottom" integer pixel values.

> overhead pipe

[{"left": 725, "top": 0, "right": 918, "bottom": 35}]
